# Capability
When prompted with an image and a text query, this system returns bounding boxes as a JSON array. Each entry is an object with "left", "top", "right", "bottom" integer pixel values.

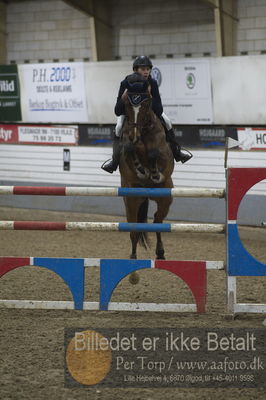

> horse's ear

[{"left": 147, "top": 84, "right": 152, "bottom": 95}]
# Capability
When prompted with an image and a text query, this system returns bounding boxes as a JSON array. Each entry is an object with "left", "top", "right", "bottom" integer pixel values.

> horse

[{"left": 118, "top": 84, "right": 174, "bottom": 262}]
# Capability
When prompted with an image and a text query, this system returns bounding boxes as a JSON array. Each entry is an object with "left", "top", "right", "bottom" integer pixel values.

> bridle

[{"left": 126, "top": 92, "right": 154, "bottom": 136}]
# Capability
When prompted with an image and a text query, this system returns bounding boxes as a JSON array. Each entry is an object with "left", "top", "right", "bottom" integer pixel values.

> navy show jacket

[{"left": 114, "top": 75, "right": 163, "bottom": 118}]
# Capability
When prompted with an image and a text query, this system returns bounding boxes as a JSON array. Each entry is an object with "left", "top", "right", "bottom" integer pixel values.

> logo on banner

[
  {"left": 0, "top": 74, "right": 19, "bottom": 99},
  {"left": 0, "top": 127, "right": 13, "bottom": 141},
  {"left": 151, "top": 67, "right": 162, "bottom": 87},
  {"left": 186, "top": 73, "right": 196, "bottom": 89},
  {"left": 0, "top": 65, "right": 22, "bottom": 121}
]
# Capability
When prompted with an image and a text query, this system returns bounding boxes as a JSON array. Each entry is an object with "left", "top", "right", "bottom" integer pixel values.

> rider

[{"left": 102, "top": 55, "right": 193, "bottom": 173}]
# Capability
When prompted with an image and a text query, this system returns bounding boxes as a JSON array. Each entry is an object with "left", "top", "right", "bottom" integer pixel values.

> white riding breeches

[
  {"left": 161, "top": 112, "right": 172, "bottom": 130},
  {"left": 115, "top": 115, "right": 126, "bottom": 137}
]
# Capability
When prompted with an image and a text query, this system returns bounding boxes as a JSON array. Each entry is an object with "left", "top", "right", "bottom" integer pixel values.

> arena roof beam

[
  {"left": 63, "top": 0, "right": 113, "bottom": 61},
  {"left": 201, "top": 0, "right": 237, "bottom": 56}
]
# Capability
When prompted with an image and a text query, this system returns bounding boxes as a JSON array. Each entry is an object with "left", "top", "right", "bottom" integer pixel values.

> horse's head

[
  {"left": 124, "top": 74, "right": 153, "bottom": 144},
  {"left": 125, "top": 92, "right": 152, "bottom": 143}
]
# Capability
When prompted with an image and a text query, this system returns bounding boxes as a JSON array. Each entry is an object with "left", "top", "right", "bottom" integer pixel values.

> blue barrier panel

[
  {"left": 100, "top": 259, "right": 152, "bottom": 310},
  {"left": 227, "top": 224, "right": 266, "bottom": 276},
  {"left": 33, "top": 257, "right": 85, "bottom": 309}
]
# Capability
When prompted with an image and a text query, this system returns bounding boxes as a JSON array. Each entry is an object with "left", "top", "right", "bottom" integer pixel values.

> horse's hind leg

[
  {"left": 155, "top": 232, "right": 165, "bottom": 260},
  {"left": 154, "top": 197, "right": 173, "bottom": 259},
  {"left": 129, "top": 232, "right": 138, "bottom": 259}
]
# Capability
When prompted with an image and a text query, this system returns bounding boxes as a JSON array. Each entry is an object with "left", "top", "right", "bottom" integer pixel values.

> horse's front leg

[
  {"left": 124, "top": 197, "right": 146, "bottom": 285},
  {"left": 133, "top": 155, "right": 149, "bottom": 180},
  {"left": 154, "top": 197, "right": 173, "bottom": 259},
  {"left": 148, "top": 149, "right": 164, "bottom": 183},
  {"left": 124, "top": 197, "right": 145, "bottom": 259},
  {"left": 125, "top": 142, "right": 148, "bottom": 179}
]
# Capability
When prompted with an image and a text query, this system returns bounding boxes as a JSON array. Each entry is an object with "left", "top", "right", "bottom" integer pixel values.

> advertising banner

[
  {"left": 0, "top": 64, "right": 22, "bottom": 121},
  {"left": 0, "top": 124, "right": 78, "bottom": 145},
  {"left": 19, "top": 62, "right": 88, "bottom": 123},
  {"left": 151, "top": 59, "right": 213, "bottom": 124},
  {"left": 236, "top": 127, "right": 266, "bottom": 150},
  {"left": 78, "top": 124, "right": 113, "bottom": 145},
  {"left": 77, "top": 124, "right": 237, "bottom": 148}
]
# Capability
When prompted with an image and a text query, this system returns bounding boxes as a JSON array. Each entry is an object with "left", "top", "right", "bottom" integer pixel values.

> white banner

[
  {"left": 151, "top": 59, "right": 213, "bottom": 124},
  {"left": 19, "top": 63, "right": 88, "bottom": 123},
  {"left": 84, "top": 61, "right": 130, "bottom": 124},
  {"left": 18, "top": 125, "right": 78, "bottom": 145},
  {"left": 211, "top": 55, "right": 266, "bottom": 125}
]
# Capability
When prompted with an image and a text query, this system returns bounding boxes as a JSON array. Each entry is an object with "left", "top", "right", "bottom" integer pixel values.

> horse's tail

[{"left": 137, "top": 198, "right": 150, "bottom": 249}]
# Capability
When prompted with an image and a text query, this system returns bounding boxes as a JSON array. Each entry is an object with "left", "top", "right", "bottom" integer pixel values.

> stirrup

[{"left": 180, "top": 149, "right": 193, "bottom": 164}]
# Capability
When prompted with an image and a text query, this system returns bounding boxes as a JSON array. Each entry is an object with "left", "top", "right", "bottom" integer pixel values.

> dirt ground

[{"left": 0, "top": 206, "right": 266, "bottom": 400}]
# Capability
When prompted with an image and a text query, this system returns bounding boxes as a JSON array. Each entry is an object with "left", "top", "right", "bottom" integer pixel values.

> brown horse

[{"left": 119, "top": 88, "right": 174, "bottom": 260}]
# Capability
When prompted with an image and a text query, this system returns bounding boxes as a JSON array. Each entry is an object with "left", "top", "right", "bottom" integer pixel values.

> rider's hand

[{"left": 122, "top": 89, "right": 128, "bottom": 101}]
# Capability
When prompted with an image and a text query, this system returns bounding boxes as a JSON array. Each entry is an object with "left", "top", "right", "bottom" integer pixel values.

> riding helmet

[{"left": 133, "top": 56, "right": 153, "bottom": 70}]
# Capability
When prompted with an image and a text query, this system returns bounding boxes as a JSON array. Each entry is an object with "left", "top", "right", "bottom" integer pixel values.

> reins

[{"left": 126, "top": 93, "right": 154, "bottom": 132}]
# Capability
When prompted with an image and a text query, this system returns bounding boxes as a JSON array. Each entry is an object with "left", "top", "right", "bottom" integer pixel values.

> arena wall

[
  {"left": 6, "top": 0, "right": 92, "bottom": 64},
  {"left": 5, "top": 0, "right": 266, "bottom": 64}
]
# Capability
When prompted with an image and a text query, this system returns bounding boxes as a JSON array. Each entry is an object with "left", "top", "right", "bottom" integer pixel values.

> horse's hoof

[
  {"left": 151, "top": 173, "right": 164, "bottom": 184},
  {"left": 156, "top": 252, "right": 165, "bottom": 260},
  {"left": 136, "top": 171, "right": 146, "bottom": 179},
  {"left": 129, "top": 272, "right": 140, "bottom": 285},
  {"left": 136, "top": 168, "right": 149, "bottom": 180}
]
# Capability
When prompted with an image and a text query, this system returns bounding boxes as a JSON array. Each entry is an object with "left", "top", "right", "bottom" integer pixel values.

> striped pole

[
  {"left": 0, "top": 221, "right": 225, "bottom": 233},
  {"left": 0, "top": 186, "right": 225, "bottom": 198}
]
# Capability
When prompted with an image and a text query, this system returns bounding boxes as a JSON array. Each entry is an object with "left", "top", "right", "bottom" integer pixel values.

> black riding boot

[
  {"left": 101, "top": 136, "right": 121, "bottom": 173},
  {"left": 166, "top": 128, "right": 192, "bottom": 163}
]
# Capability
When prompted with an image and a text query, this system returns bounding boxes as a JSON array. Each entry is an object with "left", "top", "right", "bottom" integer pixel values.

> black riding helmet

[{"left": 133, "top": 56, "right": 153, "bottom": 70}]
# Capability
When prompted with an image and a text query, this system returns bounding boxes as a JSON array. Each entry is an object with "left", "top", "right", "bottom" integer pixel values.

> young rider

[{"left": 102, "top": 55, "right": 192, "bottom": 173}]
